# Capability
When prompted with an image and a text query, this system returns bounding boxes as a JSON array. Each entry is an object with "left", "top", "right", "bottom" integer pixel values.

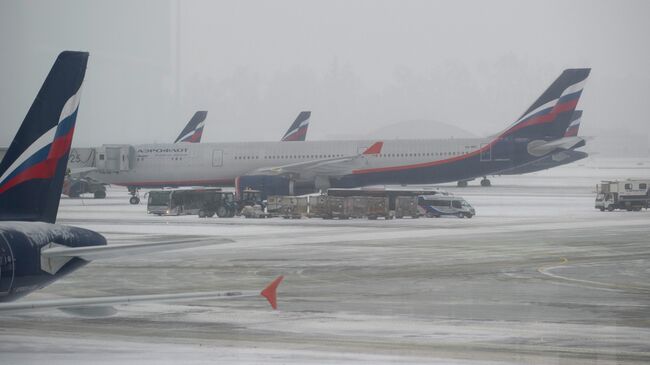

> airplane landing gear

[
  {"left": 480, "top": 177, "right": 491, "bottom": 187},
  {"left": 128, "top": 187, "right": 140, "bottom": 205}
]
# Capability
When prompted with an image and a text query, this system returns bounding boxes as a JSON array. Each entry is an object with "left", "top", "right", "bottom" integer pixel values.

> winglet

[
  {"left": 363, "top": 141, "right": 383, "bottom": 155},
  {"left": 260, "top": 275, "right": 284, "bottom": 310}
]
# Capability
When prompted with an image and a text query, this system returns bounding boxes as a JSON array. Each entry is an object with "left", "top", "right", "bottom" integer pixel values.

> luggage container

[
  {"left": 267, "top": 195, "right": 309, "bottom": 219},
  {"left": 394, "top": 196, "right": 419, "bottom": 218}
]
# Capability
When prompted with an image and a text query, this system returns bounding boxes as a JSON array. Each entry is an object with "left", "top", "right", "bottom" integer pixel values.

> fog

[{"left": 1, "top": 0, "right": 649, "bottom": 156}]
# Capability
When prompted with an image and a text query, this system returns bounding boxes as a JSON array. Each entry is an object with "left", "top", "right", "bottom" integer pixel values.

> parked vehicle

[
  {"left": 327, "top": 187, "right": 449, "bottom": 212},
  {"left": 240, "top": 204, "right": 272, "bottom": 218},
  {"left": 267, "top": 195, "right": 308, "bottom": 219},
  {"left": 595, "top": 180, "right": 650, "bottom": 211},
  {"left": 62, "top": 175, "right": 106, "bottom": 199},
  {"left": 394, "top": 196, "right": 420, "bottom": 218},
  {"left": 418, "top": 195, "right": 475, "bottom": 218},
  {"left": 147, "top": 188, "right": 236, "bottom": 217},
  {"left": 307, "top": 195, "right": 390, "bottom": 220}
]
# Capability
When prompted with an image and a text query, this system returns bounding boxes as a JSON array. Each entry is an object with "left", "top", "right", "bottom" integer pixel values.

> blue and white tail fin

[
  {"left": 563, "top": 110, "right": 582, "bottom": 137},
  {"left": 281, "top": 111, "right": 310, "bottom": 141},
  {"left": 498, "top": 69, "right": 590, "bottom": 140},
  {"left": 174, "top": 111, "right": 207, "bottom": 143},
  {"left": 0, "top": 51, "right": 88, "bottom": 223}
]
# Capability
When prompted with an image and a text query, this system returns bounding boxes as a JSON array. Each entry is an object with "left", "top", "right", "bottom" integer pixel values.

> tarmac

[{"left": 1, "top": 159, "right": 650, "bottom": 364}]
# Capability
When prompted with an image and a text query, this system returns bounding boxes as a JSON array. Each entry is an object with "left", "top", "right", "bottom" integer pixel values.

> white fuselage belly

[{"left": 87, "top": 138, "right": 490, "bottom": 187}]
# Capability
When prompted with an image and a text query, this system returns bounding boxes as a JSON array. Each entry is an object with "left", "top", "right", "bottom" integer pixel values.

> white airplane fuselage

[{"left": 85, "top": 136, "right": 539, "bottom": 189}]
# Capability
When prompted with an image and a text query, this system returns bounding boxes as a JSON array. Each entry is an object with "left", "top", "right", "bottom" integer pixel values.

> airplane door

[
  {"left": 480, "top": 143, "right": 491, "bottom": 161},
  {"left": 212, "top": 150, "right": 223, "bottom": 167},
  {"left": 0, "top": 234, "right": 14, "bottom": 296}
]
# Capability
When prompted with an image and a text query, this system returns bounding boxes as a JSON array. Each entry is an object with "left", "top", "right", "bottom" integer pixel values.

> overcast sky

[{"left": 1, "top": 0, "right": 649, "bottom": 148}]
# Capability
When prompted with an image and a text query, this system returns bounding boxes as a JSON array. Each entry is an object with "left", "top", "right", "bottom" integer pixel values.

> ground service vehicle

[
  {"left": 595, "top": 180, "right": 650, "bottom": 211},
  {"left": 327, "top": 188, "right": 449, "bottom": 213},
  {"left": 307, "top": 195, "right": 390, "bottom": 220},
  {"left": 147, "top": 188, "right": 236, "bottom": 217},
  {"left": 348, "top": 196, "right": 390, "bottom": 219},
  {"left": 394, "top": 196, "right": 420, "bottom": 218},
  {"left": 418, "top": 195, "right": 475, "bottom": 218},
  {"left": 62, "top": 176, "right": 107, "bottom": 199},
  {"left": 267, "top": 195, "right": 308, "bottom": 219}
]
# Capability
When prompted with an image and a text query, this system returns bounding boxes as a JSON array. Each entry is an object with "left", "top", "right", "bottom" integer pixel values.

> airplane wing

[
  {"left": 68, "top": 166, "right": 97, "bottom": 176},
  {"left": 251, "top": 141, "right": 383, "bottom": 178},
  {"left": 41, "top": 236, "right": 233, "bottom": 261},
  {"left": 0, "top": 276, "right": 284, "bottom": 315},
  {"left": 40, "top": 236, "right": 234, "bottom": 274}
]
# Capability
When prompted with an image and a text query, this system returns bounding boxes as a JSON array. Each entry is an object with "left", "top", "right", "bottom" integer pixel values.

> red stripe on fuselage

[
  {"left": 352, "top": 148, "right": 484, "bottom": 175},
  {"left": 111, "top": 178, "right": 235, "bottom": 188}
]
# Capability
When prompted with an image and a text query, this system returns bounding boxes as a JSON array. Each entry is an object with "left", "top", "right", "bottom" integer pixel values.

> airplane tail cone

[{"left": 260, "top": 275, "right": 284, "bottom": 310}]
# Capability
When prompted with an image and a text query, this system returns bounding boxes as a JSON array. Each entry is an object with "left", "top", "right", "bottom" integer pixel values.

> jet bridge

[{"left": 95, "top": 144, "right": 135, "bottom": 172}]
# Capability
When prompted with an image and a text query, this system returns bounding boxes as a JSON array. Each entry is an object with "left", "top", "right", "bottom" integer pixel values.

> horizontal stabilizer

[{"left": 526, "top": 136, "right": 585, "bottom": 156}]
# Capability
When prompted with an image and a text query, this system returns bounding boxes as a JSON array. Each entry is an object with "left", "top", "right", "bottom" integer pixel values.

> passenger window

[
  {"left": 452, "top": 201, "right": 462, "bottom": 209},
  {"left": 99, "top": 154, "right": 105, "bottom": 160},
  {"left": 625, "top": 183, "right": 632, "bottom": 190},
  {"left": 640, "top": 183, "right": 647, "bottom": 190}
]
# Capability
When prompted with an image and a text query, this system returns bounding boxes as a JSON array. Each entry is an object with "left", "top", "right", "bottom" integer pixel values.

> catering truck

[{"left": 595, "top": 180, "right": 650, "bottom": 211}]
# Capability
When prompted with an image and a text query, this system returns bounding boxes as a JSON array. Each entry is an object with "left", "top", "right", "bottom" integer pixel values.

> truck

[
  {"left": 595, "top": 180, "right": 650, "bottom": 211},
  {"left": 147, "top": 188, "right": 236, "bottom": 217}
]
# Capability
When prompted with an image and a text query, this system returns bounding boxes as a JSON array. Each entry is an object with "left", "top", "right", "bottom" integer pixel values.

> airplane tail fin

[
  {"left": 563, "top": 110, "right": 582, "bottom": 137},
  {"left": 0, "top": 51, "right": 88, "bottom": 223},
  {"left": 499, "top": 69, "right": 590, "bottom": 140},
  {"left": 281, "top": 111, "right": 310, "bottom": 141},
  {"left": 174, "top": 111, "right": 207, "bottom": 143}
]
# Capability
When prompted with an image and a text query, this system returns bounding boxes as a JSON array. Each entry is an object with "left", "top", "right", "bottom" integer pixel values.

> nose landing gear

[{"left": 128, "top": 187, "right": 140, "bottom": 205}]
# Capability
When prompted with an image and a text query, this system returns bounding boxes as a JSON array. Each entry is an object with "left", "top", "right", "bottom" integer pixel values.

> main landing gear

[
  {"left": 457, "top": 178, "right": 492, "bottom": 187},
  {"left": 128, "top": 187, "right": 140, "bottom": 205}
]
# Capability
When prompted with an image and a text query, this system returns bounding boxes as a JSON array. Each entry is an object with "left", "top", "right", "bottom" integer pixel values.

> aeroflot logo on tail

[{"left": 137, "top": 148, "right": 188, "bottom": 153}]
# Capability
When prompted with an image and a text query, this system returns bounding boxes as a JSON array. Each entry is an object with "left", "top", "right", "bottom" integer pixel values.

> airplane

[
  {"left": 174, "top": 111, "right": 208, "bottom": 143},
  {"left": 81, "top": 68, "right": 589, "bottom": 202},
  {"left": 0, "top": 51, "right": 282, "bottom": 314},
  {"left": 281, "top": 111, "right": 311, "bottom": 141}
]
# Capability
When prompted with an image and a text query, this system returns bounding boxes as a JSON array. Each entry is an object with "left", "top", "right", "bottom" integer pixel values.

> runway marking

[{"left": 538, "top": 257, "right": 650, "bottom": 293}]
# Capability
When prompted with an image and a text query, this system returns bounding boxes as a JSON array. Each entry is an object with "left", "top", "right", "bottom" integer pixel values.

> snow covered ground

[{"left": 2, "top": 157, "right": 650, "bottom": 364}]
